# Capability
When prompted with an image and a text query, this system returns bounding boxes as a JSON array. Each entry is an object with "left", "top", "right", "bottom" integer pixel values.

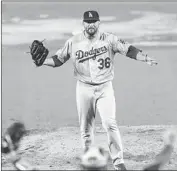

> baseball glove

[
  {"left": 2, "top": 122, "right": 26, "bottom": 154},
  {"left": 30, "top": 40, "right": 49, "bottom": 66}
]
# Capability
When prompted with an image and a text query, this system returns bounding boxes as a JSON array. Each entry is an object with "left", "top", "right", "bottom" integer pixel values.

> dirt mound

[{"left": 2, "top": 125, "right": 177, "bottom": 170}]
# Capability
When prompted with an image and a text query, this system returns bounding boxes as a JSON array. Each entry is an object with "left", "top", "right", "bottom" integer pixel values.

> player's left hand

[{"left": 146, "top": 56, "right": 158, "bottom": 66}]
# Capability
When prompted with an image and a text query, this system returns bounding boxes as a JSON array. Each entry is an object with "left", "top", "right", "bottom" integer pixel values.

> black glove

[{"left": 30, "top": 40, "right": 49, "bottom": 66}]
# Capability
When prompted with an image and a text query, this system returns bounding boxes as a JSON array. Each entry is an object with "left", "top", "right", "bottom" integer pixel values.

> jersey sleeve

[
  {"left": 110, "top": 34, "right": 131, "bottom": 56},
  {"left": 55, "top": 39, "right": 72, "bottom": 63}
]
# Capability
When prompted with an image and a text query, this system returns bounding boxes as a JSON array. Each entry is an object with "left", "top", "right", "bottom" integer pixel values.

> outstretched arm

[
  {"left": 111, "top": 34, "right": 158, "bottom": 66},
  {"left": 126, "top": 45, "right": 158, "bottom": 66},
  {"left": 30, "top": 39, "right": 72, "bottom": 68},
  {"left": 43, "top": 39, "right": 72, "bottom": 67}
]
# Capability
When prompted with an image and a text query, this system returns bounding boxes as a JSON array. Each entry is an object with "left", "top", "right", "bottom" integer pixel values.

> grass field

[{"left": 2, "top": 2, "right": 177, "bottom": 170}]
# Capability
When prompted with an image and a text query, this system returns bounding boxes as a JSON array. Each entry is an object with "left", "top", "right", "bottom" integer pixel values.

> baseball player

[{"left": 30, "top": 10, "right": 158, "bottom": 170}]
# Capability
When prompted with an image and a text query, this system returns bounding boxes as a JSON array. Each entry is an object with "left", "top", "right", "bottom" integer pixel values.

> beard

[{"left": 86, "top": 26, "right": 97, "bottom": 36}]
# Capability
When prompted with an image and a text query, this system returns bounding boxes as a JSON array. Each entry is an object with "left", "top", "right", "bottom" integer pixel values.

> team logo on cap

[{"left": 89, "top": 12, "right": 93, "bottom": 18}]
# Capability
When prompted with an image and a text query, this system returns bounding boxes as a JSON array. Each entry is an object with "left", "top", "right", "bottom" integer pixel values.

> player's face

[{"left": 83, "top": 20, "right": 100, "bottom": 36}]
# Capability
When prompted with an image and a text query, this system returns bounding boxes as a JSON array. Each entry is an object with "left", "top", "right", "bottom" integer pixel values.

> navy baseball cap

[{"left": 83, "top": 10, "right": 100, "bottom": 22}]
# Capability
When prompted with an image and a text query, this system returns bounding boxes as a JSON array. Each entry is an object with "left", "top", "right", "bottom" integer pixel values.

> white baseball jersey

[{"left": 56, "top": 31, "right": 131, "bottom": 84}]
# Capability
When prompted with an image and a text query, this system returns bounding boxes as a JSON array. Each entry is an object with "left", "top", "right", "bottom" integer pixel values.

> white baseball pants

[{"left": 76, "top": 80, "right": 124, "bottom": 165}]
